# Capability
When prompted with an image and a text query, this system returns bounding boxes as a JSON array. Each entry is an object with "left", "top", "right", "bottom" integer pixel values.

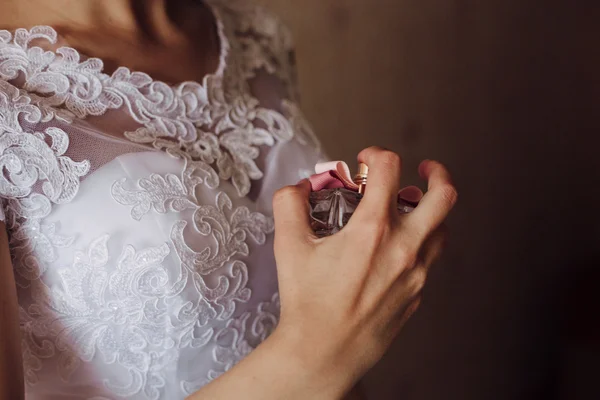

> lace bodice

[{"left": 0, "top": 2, "right": 323, "bottom": 398}]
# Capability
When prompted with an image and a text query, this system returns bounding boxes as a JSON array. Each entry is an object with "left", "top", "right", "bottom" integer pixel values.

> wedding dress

[{"left": 0, "top": 1, "right": 323, "bottom": 398}]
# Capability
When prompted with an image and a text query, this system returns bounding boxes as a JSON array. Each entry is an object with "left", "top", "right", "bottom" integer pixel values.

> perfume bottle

[{"left": 309, "top": 163, "right": 416, "bottom": 237}]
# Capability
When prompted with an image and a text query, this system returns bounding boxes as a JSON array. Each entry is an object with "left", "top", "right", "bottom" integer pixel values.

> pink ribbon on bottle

[{"left": 308, "top": 161, "right": 424, "bottom": 204}]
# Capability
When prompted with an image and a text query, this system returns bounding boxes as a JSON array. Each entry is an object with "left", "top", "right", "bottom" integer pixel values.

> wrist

[{"left": 266, "top": 325, "right": 359, "bottom": 400}]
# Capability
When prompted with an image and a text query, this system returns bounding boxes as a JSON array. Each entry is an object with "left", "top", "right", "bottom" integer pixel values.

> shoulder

[
  {"left": 213, "top": 0, "right": 294, "bottom": 48},
  {"left": 211, "top": 0, "right": 297, "bottom": 81}
]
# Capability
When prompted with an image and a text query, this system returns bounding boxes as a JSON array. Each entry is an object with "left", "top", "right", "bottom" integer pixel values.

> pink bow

[{"left": 308, "top": 161, "right": 423, "bottom": 204}]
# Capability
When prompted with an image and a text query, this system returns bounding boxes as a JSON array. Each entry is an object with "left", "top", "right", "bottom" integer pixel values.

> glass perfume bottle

[{"left": 309, "top": 163, "right": 416, "bottom": 237}]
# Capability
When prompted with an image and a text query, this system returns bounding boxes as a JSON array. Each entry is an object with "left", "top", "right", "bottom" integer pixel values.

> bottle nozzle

[{"left": 353, "top": 163, "right": 368, "bottom": 194}]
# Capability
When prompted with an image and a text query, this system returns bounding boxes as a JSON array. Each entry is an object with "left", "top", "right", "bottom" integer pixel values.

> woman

[{"left": 0, "top": 0, "right": 456, "bottom": 399}]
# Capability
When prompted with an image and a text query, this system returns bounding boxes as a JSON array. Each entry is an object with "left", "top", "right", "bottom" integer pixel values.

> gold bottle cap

[{"left": 355, "top": 163, "right": 368, "bottom": 179}]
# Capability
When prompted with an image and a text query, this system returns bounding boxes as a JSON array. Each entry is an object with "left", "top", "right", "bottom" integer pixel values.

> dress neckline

[
  {"left": 0, "top": 1, "right": 230, "bottom": 91},
  {"left": 0, "top": 2, "right": 311, "bottom": 198}
]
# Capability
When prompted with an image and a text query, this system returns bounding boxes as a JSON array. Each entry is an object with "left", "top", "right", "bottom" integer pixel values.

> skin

[
  {"left": 1, "top": 0, "right": 221, "bottom": 84},
  {"left": 191, "top": 148, "right": 455, "bottom": 399},
  {"left": 0, "top": 1, "right": 458, "bottom": 399}
]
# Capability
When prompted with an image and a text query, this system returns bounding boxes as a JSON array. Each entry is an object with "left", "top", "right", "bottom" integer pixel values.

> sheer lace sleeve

[{"left": 215, "top": 1, "right": 321, "bottom": 152}]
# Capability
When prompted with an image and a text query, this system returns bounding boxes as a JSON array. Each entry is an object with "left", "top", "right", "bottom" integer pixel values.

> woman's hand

[
  {"left": 190, "top": 147, "right": 456, "bottom": 400},
  {"left": 271, "top": 147, "right": 457, "bottom": 397}
]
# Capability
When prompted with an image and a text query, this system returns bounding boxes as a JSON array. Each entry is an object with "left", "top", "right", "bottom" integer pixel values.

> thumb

[{"left": 272, "top": 179, "right": 314, "bottom": 251}]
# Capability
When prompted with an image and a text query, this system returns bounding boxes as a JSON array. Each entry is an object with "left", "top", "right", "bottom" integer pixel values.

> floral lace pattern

[
  {"left": 24, "top": 236, "right": 175, "bottom": 397},
  {"left": 181, "top": 292, "right": 280, "bottom": 395},
  {"left": 19, "top": 208, "right": 273, "bottom": 398},
  {"left": 0, "top": 80, "right": 89, "bottom": 283},
  {"left": 0, "top": 7, "right": 319, "bottom": 196},
  {"left": 0, "top": 1, "right": 318, "bottom": 398},
  {"left": 113, "top": 179, "right": 274, "bottom": 319},
  {"left": 214, "top": 1, "right": 297, "bottom": 94}
]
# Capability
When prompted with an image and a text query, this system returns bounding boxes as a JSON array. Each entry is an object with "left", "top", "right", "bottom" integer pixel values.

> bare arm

[
  {"left": 0, "top": 223, "right": 24, "bottom": 400},
  {"left": 187, "top": 329, "right": 356, "bottom": 400},
  {"left": 187, "top": 331, "right": 367, "bottom": 400}
]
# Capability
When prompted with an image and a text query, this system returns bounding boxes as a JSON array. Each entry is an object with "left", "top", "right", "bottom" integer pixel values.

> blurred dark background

[{"left": 262, "top": 0, "right": 599, "bottom": 399}]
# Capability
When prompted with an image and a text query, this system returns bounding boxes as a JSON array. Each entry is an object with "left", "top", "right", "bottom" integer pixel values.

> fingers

[
  {"left": 389, "top": 231, "right": 444, "bottom": 332},
  {"left": 354, "top": 147, "right": 403, "bottom": 217},
  {"left": 385, "top": 224, "right": 447, "bottom": 330},
  {"left": 405, "top": 160, "right": 457, "bottom": 242},
  {"left": 419, "top": 224, "right": 447, "bottom": 270},
  {"left": 396, "top": 296, "right": 422, "bottom": 330},
  {"left": 378, "top": 263, "right": 426, "bottom": 334},
  {"left": 272, "top": 179, "right": 315, "bottom": 251},
  {"left": 381, "top": 226, "right": 446, "bottom": 322}
]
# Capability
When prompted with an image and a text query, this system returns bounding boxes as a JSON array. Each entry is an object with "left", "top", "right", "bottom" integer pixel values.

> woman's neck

[
  {"left": 0, "top": 0, "right": 222, "bottom": 84},
  {"left": 3, "top": 0, "right": 202, "bottom": 46}
]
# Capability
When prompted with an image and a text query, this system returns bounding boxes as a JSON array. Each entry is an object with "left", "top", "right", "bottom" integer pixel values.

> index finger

[
  {"left": 405, "top": 160, "right": 457, "bottom": 241},
  {"left": 353, "top": 146, "right": 403, "bottom": 220}
]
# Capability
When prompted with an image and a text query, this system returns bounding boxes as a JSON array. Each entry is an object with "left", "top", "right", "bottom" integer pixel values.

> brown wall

[{"left": 261, "top": 1, "right": 600, "bottom": 399}]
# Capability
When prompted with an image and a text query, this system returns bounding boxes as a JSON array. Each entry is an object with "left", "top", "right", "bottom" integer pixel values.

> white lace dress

[{"left": 0, "top": 2, "right": 323, "bottom": 398}]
